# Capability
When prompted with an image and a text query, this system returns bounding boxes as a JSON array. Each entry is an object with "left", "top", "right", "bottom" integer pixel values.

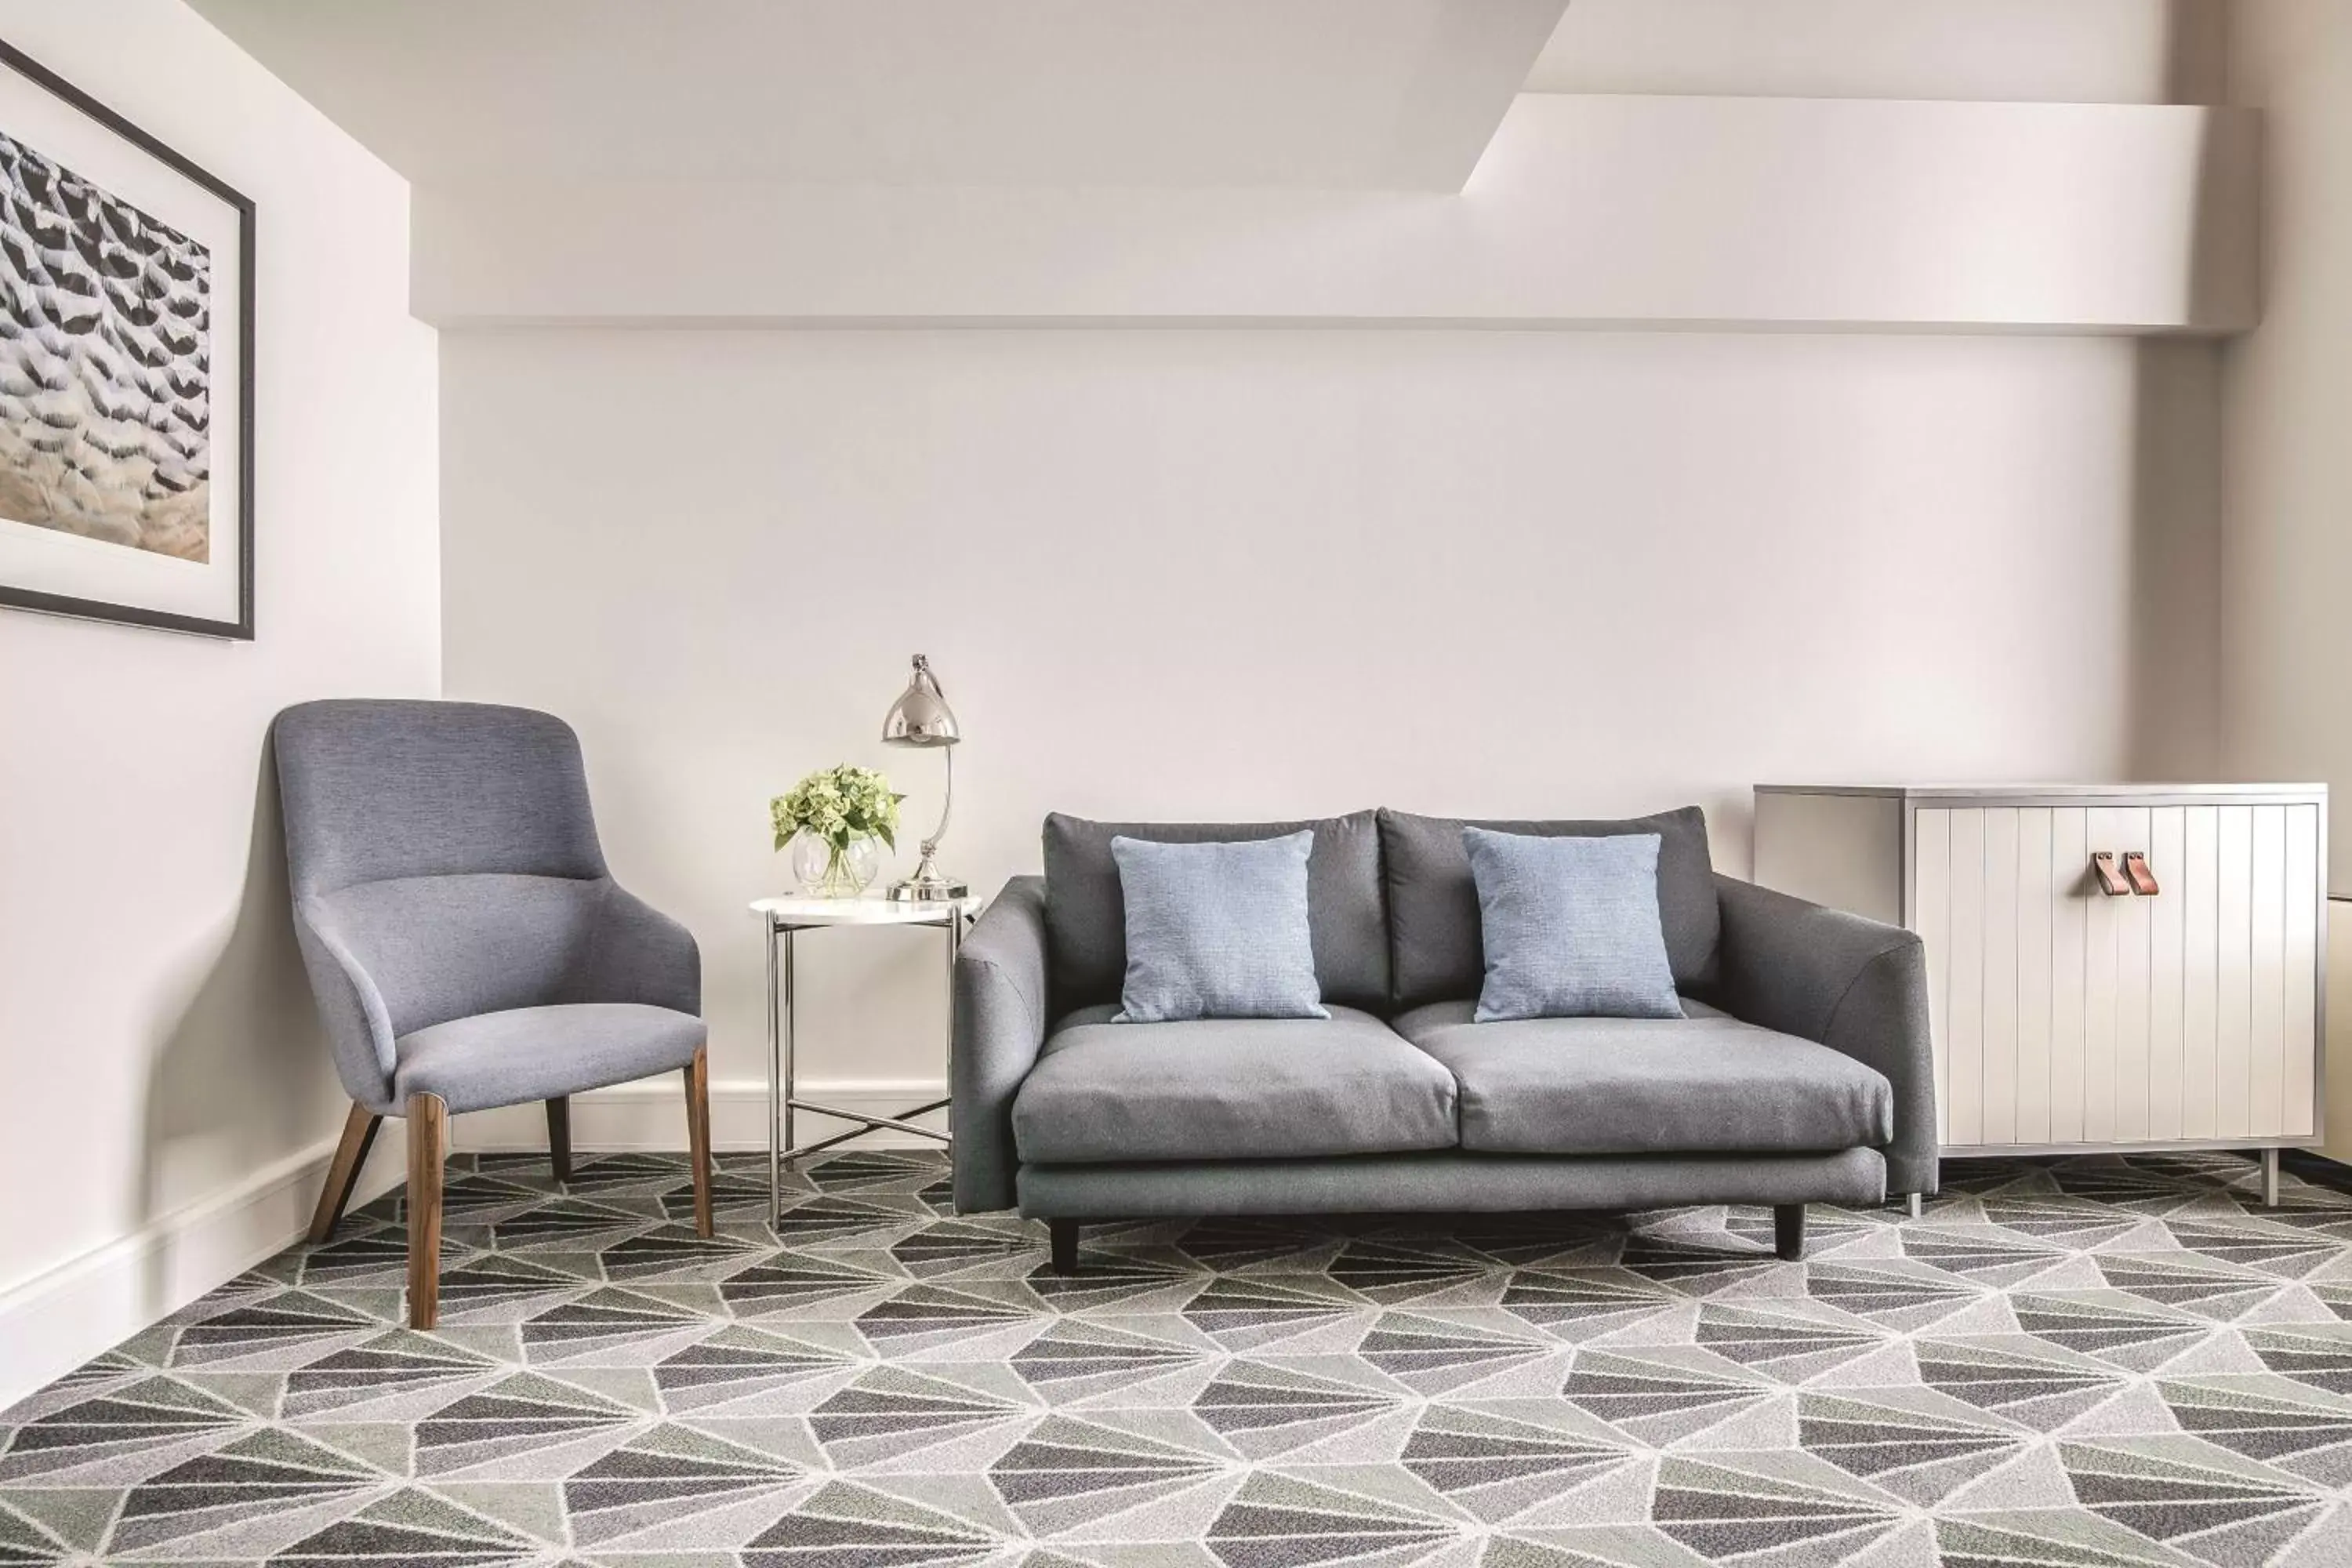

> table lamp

[{"left": 880, "top": 653, "right": 967, "bottom": 902}]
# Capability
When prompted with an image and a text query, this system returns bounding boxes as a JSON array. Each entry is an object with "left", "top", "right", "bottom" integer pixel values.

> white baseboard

[
  {"left": 450, "top": 1077, "right": 949, "bottom": 1152},
  {"left": 0, "top": 1080, "right": 925, "bottom": 1410},
  {"left": 0, "top": 1122, "right": 409, "bottom": 1413}
]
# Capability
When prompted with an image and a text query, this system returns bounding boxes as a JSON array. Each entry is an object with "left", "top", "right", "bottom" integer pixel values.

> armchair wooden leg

[
  {"left": 1048, "top": 1219, "right": 1080, "bottom": 1275},
  {"left": 1773, "top": 1203, "right": 1807, "bottom": 1261},
  {"left": 307, "top": 1103, "right": 381, "bottom": 1245},
  {"left": 406, "top": 1093, "right": 448, "bottom": 1330},
  {"left": 546, "top": 1097, "right": 572, "bottom": 1185},
  {"left": 683, "top": 1046, "right": 713, "bottom": 1238}
]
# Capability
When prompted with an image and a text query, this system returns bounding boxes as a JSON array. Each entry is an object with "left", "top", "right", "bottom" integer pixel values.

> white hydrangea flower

[{"left": 770, "top": 762, "right": 907, "bottom": 852}]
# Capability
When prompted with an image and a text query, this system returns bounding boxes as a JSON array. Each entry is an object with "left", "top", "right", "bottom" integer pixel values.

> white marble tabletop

[{"left": 749, "top": 894, "right": 983, "bottom": 927}]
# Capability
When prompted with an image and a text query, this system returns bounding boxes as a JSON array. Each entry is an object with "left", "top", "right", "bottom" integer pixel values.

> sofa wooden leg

[
  {"left": 683, "top": 1047, "right": 714, "bottom": 1238},
  {"left": 1773, "top": 1203, "right": 1807, "bottom": 1261},
  {"left": 406, "top": 1093, "right": 447, "bottom": 1330},
  {"left": 1048, "top": 1219, "right": 1079, "bottom": 1275},
  {"left": 308, "top": 1103, "right": 381, "bottom": 1245},
  {"left": 546, "top": 1097, "right": 572, "bottom": 1185}
]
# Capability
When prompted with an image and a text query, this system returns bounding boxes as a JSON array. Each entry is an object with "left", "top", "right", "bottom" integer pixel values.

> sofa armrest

[
  {"left": 1710, "top": 873, "right": 1938, "bottom": 1198},
  {"left": 953, "top": 876, "right": 1051, "bottom": 1212}
]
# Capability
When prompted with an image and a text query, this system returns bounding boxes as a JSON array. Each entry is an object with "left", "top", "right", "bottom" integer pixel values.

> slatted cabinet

[{"left": 1755, "top": 786, "right": 2325, "bottom": 1165}]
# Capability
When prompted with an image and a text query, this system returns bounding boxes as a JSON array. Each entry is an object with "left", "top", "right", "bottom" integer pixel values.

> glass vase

[{"left": 793, "top": 833, "right": 880, "bottom": 898}]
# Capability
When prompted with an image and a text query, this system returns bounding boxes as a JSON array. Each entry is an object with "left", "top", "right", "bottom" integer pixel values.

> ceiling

[{"left": 187, "top": 0, "right": 1568, "bottom": 191}]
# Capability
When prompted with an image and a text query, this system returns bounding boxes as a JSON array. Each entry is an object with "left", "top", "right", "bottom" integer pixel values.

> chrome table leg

[
  {"left": 765, "top": 913, "right": 782, "bottom": 1225},
  {"left": 782, "top": 928, "right": 797, "bottom": 1174},
  {"left": 943, "top": 906, "right": 964, "bottom": 1160}
]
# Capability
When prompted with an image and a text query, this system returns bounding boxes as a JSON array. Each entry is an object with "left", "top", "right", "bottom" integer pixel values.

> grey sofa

[{"left": 952, "top": 808, "right": 1936, "bottom": 1270}]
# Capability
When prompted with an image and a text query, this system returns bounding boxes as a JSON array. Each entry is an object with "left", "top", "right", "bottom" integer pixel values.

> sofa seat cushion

[
  {"left": 1390, "top": 999, "right": 1892, "bottom": 1156},
  {"left": 1013, "top": 1005, "right": 1458, "bottom": 1163}
]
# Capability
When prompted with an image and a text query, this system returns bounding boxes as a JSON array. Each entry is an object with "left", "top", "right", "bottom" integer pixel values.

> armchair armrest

[
  {"left": 1710, "top": 873, "right": 1938, "bottom": 1198},
  {"left": 583, "top": 882, "right": 702, "bottom": 1015},
  {"left": 292, "top": 896, "right": 401, "bottom": 1110},
  {"left": 953, "top": 876, "right": 1050, "bottom": 1213}
]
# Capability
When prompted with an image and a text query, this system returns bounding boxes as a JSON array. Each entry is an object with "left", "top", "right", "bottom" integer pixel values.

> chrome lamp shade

[{"left": 881, "top": 654, "right": 967, "bottom": 902}]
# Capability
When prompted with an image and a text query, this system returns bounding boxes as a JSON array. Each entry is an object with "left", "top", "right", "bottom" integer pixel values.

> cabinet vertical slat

[
  {"left": 1914, "top": 809, "right": 1951, "bottom": 1147},
  {"left": 2285, "top": 804, "right": 2320, "bottom": 1138},
  {"left": 1946, "top": 810, "right": 1986, "bottom": 1148},
  {"left": 2048, "top": 806, "right": 2090, "bottom": 1145},
  {"left": 2181, "top": 806, "right": 2220, "bottom": 1141},
  {"left": 2082, "top": 808, "right": 2125, "bottom": 1144},
  {"left": 2112, "top": 808, "right": 2154, "bottom": 1142},
  {"left": 2147, "top": 806, "right": 2187, "bottom": 1141},
  {"left": 2216, "top": 805, "right": 2255, "bottom": 1138},
  {"left": 1980, "top": 808, "right": 2020, "bottom": 1145},
  {"left": 2250, "top": 806, "right": 2288, "bottom": 1136},
  {"left": 2016, "top": 808, "right": 2056, "bottom": 1145}
]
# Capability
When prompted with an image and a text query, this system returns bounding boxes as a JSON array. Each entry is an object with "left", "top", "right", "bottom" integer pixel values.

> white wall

[
  {"left": 2221, "top": 2, "right": 2352, "bottom": 1159},
  {"left": 2223, "top": 2, "right": 2352, "bottom": 875},
  {"left": 423, "top": 2, "right": 2233, "bottom": 1160},
  {"left": 412, "top": 96, "right": 2257, "bottom": 333},
  {"left": 1528, "top": 0, "right": 2225, "bottom": 104},
  {"left": 441, "top": 328, "right": 2220, "bottom": 1141},
  {"left": 0, "top": 0, "right": 438, "bottom": 1404}
]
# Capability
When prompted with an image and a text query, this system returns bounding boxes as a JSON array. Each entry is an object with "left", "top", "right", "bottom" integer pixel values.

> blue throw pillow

[
  {"left": 1463, "top": 827, "right": 1684, "bottom": 1022},
  {"left": 1111, "top": 833, "right": 1328, "bottom": 1022}
]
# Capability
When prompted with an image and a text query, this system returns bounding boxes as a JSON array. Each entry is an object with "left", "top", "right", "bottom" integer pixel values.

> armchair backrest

[
  {"left": 277, "top": 699, "right": 608, "bottom": 895},
  {"left": 274, "top": 699, "right": 616, "bottom": 1106}
]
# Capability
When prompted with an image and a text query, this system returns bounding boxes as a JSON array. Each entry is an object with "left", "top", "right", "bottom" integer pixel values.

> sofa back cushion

[
  {"left": 1044, "top": 811, "right": 1388, "bottom": 1017},
  {"left": 1379, "top": 807, "right": 1719, "bottom": 1008}
]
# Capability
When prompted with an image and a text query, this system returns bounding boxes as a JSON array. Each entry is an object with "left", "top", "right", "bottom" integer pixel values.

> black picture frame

[{"left": 0, "top": 38, "right": 255, "bottom": 640}]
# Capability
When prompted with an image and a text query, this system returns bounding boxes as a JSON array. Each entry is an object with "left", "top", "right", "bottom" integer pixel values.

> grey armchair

[{"left": 274, "top": 699, "right": 711, "bottom": 1329}]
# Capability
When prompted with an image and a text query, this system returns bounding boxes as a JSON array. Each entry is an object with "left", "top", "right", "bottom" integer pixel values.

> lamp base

[{"left": 887, "top": 875, "right": 968, "bottom": 904}]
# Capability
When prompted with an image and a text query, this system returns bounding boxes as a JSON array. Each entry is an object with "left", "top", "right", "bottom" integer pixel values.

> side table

[{"left": 750, "top": 895, "right": 982, "bottom": 1221}]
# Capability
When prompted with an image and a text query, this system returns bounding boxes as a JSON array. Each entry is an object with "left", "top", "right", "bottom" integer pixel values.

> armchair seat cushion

[
  {"left": 393, "top": 1003, "right": 706, "bottom": 1114},
  {"left": 1012, "top": 1005, "right": 1457, "bottom": 1163},
  {"left": 1391, "top": 999, "right": 1892, "bottom": 1156}
]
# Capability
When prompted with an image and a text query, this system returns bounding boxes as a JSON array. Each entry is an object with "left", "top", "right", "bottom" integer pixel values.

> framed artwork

[{"left": 0, "top": 40, "right": 253, "bottom": 639}]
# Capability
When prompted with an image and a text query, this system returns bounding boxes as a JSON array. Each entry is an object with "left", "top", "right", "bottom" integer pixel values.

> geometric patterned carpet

[{"left": 4, "top": 1149, "right": 2350, "bottom": 1567}]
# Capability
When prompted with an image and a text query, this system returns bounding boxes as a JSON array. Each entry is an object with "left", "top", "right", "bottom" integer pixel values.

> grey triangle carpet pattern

[{"left": 6, "top": 1150, "right": 2352, "bottom": 1566}]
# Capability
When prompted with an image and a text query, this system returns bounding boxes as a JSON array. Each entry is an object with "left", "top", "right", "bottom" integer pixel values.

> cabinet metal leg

[{"left": 2260, "top": 1148, "right": 2281, "bottom": 1207}]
